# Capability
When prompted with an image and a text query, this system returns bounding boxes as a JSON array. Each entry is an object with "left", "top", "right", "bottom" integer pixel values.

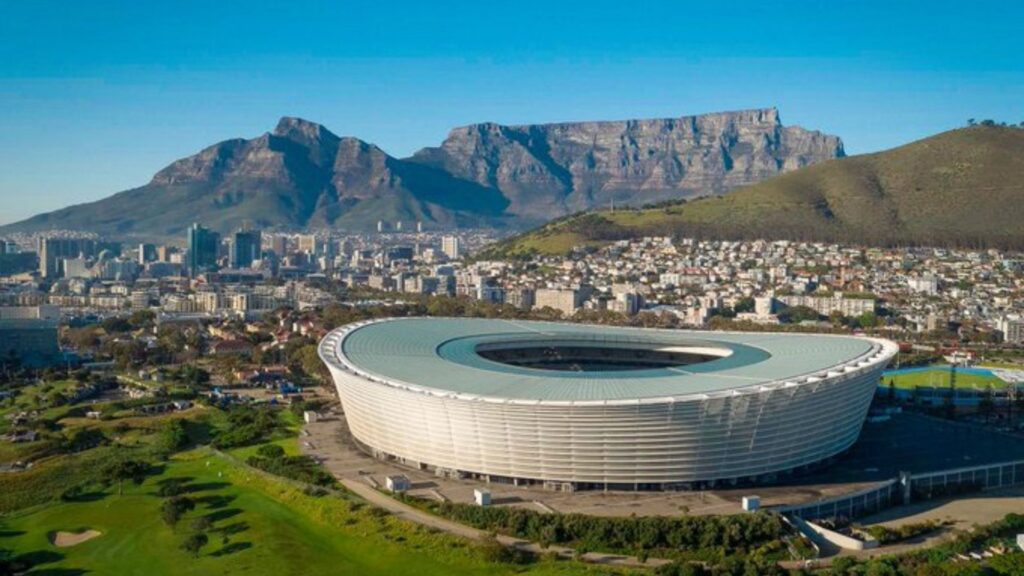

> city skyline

[{"left": 2, "top": 0, "right": 1023, "bottom": 224}]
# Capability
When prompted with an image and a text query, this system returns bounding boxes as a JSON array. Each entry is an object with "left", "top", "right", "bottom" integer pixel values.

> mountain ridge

[
  {"left": 1, "top": 108, "right": 842, "bottom": 241},
  {"left": 478, "top": 125, "right": 1024, "bottom": 256}
]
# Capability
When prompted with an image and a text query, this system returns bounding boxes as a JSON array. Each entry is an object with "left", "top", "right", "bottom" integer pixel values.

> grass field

[
  {"left": 883, "top": 369, "right": 1006, "bottom": 390},
  {"left": 0, "top": 448, "right": 635, "bottom": 576}
]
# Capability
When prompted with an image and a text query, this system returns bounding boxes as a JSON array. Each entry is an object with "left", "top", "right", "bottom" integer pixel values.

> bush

[
  {"left": 161, "top": 496, "right": 195, "bottom": 527},
  {"left": 63, "top": 428, "right": 107, "bottom": 453},
  {"left": 157, "top": 420, "right": 190, "bottom": 454},
  {"left": 246, "top": 450, "right": 335, "bottom": 487},
  {"left": 156, "top": 478, "right": 188, "bottom": 498},
  {"left": 476, "top": 535, "right": 535, "bottom": 565},
  {"left": 256, "top": 444, "right": 286, "bottom": 459},
  {"left": 862, "top": 520, "right": 945, "bottom": 544},
  {"left": 431, "top": 501, "right": 787, "bottom": 556},
  {"left": 60, "top": 483, "right": 86, "bottom": 502},
  {"left": 181, "top": 531, "right": 208, "bottom": 557},
  {"left": 212, "top": 405, "right": 281, "bottom": 449}
]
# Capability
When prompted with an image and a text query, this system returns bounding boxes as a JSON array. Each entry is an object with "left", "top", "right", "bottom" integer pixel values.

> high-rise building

[
  {"left": 0, "top": 306, "right": 61, "bottom": 368},
  {"left": 297, "top": 234, "right": 318, "bottom": 255},
  {"left": 230, "top": 229, "right": 262, "bottom": 269},
  {"left": 998, "top": 317, "right": 1024, "bottom": 344},
  {"left": 138, "top": 243, "right": 157, "bottom": 263},
  {"left": 37, "top": 237, "right": 97, "bottom": 279},
  {"left": 441, "top": 235, "right": 462, "bottom": 260},
  {"left": 535, "top": 288, "right": 583, "bottom": 316},
  {"left": 269, "top": 235, "right": 288, "bottom": 257},
  {"left": 187, "top": 223, "right": 220, "bottom": 277}
]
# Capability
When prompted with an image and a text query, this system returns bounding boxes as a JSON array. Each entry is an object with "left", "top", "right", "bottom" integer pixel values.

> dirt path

[
  {"left": 300, "top": 415, "right": 668, "bottom": 569},
  {"left": 341, "top": 477, "right": 669, "bottom": 568}
]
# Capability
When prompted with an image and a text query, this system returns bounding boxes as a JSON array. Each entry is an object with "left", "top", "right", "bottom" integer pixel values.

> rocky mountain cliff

[
  {"left": 1, "top": 109, "right": 841, "bottom": 241},
  {"left": 4, "top": 118, "right": 509, "bottom": 240},
  {"left": 410, "top": 108, "right": 843, "bottom": 217},
  {"left": 482, "top": 125, "right": 1024, "bottom": 255}
]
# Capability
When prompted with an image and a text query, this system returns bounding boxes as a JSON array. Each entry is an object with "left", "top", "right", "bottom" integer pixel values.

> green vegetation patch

[{"left": 0, "top": 450, "right": 633, "bottom": 576}]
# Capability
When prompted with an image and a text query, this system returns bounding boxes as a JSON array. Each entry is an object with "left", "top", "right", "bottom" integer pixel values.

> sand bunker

[{"left": 51, "top": 529, "right": 101, "bottom": 547}]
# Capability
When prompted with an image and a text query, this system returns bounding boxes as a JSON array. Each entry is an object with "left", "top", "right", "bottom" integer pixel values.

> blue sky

[{"left": 1, "top": 0, "right": 1022, "bottom": 224}]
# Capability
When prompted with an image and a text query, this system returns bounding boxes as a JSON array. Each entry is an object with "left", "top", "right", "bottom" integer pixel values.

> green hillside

[{"left": 482, "top": 126, "right": 1024, "bottom": 257}]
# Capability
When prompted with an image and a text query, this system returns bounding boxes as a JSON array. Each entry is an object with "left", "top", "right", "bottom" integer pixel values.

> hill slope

[{"left": 483, "top": 126, "right": 1024, "bottom": 256}]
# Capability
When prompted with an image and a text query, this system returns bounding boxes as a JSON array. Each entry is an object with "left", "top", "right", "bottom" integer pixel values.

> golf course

[{"left": 0, "top": 447, "right": 630, "bottom": 576}]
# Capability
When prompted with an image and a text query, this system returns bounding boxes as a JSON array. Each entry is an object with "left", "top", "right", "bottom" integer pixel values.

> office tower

[
  {"left": 269, "top": 235, "right": 287, "bottom": 257},
  {"left": 0, "top": 305, "right": 61, "bottom": 368},
  {"left": 441, "top": 235, "right": 462, "bottom": 260},
  {"left": 297, "top": 234, "right": 318, "bottom": 255},
  {"left": 230, "top": 229, "right": 262, "bottom": 268},
  {"left": 156, "top": 245, "right": 172, "bottom": 262},
  {"left": 37, "top": 237, "right": 97, "bottom": 279},
  {"left": 138, "top": 243, "right": 157, "bottom": 263},
  {"left": 187, "top": 223, "right": 220, "bottom": 277}
]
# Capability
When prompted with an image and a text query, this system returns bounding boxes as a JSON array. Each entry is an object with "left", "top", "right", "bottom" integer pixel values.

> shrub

[
  {"left": 476, "top": 535, "right": 535, "bottom": 565},
  {"left": 161, "top": 496, "right": 195, "bottom": 527}
]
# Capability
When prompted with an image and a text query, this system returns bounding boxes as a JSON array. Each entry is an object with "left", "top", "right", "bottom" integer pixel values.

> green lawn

[
  {"left": 0, "top": 449, "right": 636, "bottom": 576},
  {"left": 885, "top": 369, "right": 1006, "bottom": 390}
]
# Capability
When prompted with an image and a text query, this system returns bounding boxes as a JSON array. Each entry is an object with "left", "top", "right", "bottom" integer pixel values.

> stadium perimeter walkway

[{"left": 339, "top": 477, "right": 670, "bottom": 569}]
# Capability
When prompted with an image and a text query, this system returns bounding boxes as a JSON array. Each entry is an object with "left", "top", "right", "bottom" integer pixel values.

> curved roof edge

[{"left": 319, "top": 318, "right": 899, "bottom": 407}]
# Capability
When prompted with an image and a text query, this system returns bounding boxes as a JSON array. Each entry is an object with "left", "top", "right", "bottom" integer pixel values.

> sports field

[{"left": 881, "top": 366, "right": 1007, "bottom": 390}]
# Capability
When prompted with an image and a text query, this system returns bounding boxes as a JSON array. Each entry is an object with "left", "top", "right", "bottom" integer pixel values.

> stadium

[{"left": 318, "top": 318, "right": 898, "bottom": 491}]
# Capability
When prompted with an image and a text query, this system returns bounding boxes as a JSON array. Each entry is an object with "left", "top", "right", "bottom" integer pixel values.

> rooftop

[{"left": 321, "top": 318, "right": 896, "bottom": 404}]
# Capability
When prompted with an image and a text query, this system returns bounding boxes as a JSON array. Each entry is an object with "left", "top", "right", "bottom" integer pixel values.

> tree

[
  {"left": 176, "top": 364, "right": 210, "bottom": 386},
  {"left": 64, "top": 427, "right": 107, "bottom": 453},
  {"left": 103, "top": 459, "right": 152, "bottom": 495},
  {"left": 257, "top": 443, "right": 286, "bottom": 459},
  {"left": 157, "top": 420, "right": 190, "bottom": 454},
  {"left": 733, "top": 297, "right": 755, "bottom": 314},
  {"left": 161, "top": 496, "right": 195, "bottom": 527},
  {"left": 101, "top": 316, "right": 132, "bottom": 333},
  {"left": 181, "top": 531, "right": 208, "bottom": 558},
  {"left": 778, "top": 305, "right": 820, "bottom": 324},
  {"left": 294, "top": 344, "right": 326, "bottom": 381},
  {"left": 64, "top": 327, "right": 101, "bottom": 350},
  {"left": 829, "top": 556, "right": 858, "bottom": 575},
  {"left": 190, "top": 516, "right": 213, "bottom": 533},
  {"left": 857, "top": 311, "right": 879, "bottom": 329},
  {"left": 128, "top": 310, "right": 156, "bottom": 330}
]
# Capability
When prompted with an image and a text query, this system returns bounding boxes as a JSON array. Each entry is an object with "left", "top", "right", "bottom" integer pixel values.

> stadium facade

[{"left": 319, "top": 318, "right": 897, "bottom": 491}]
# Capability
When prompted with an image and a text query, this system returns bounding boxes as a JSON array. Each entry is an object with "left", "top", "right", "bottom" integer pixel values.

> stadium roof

[{"left": 323, "top": 318, "right": 894, "bottom": 404}]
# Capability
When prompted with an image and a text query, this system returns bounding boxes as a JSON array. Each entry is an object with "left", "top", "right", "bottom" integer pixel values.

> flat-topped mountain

[
  {"left": 410, "top": 108, "right": 843, "bottom": 218},
  {"left": 1, "top": 109, "right": 842, "bottom": 241},
  {"left": 480, "top": 125, "right": 1024, "bottom": 256}
]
